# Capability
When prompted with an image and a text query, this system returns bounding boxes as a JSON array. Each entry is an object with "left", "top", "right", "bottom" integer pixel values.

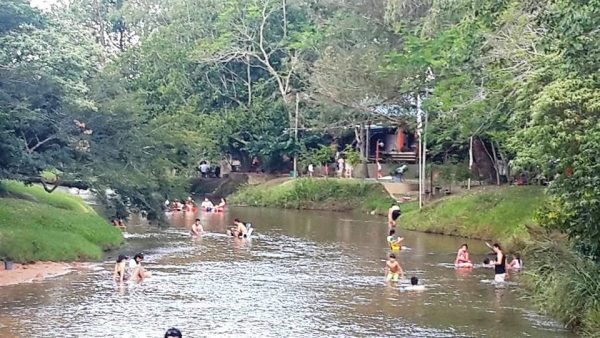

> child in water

[
  {"left": 405, "top": 276, "right": 426, "bottom": 291},
  {"left": 387, "top": 229, "right": 404, "bottom": 251},
  {"left": 384, "top": 253, "right": 404, "bottom": 283},
  {"left": 191, "top": 218, "right": 203, "bottom": 238},
  {"left": 508, "top": 253, "right": 523, "bottom": 270},
  {"left": 454, "top": 243, "right": 473, "bottom": 268}
]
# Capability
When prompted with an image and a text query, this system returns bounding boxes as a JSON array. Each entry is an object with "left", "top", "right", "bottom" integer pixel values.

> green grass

[
  {"left": 400, "top": 186, "right": 546, "bottom": 244},
  {"left": 0, "top": 181, "right": 123, "bottom": 262},
  {"left": 229, "top": 178, "right": 394, "bottom": 214},
  {"left": 524, "top": 239, "right": 600, "bottom": 336},
  {"left": 1, "top": 180, "right": 95, "bottom": 213}
]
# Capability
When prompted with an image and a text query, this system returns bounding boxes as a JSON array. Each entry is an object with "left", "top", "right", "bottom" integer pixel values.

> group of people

[
  {"left": 190, "top": 218, "right": 252, "bottom": 239},
  {"left": 113, "top": 253, "right": 151, "bottom": 283},
  {"left": 111, "top": 218, "right": 127, "bottom": 230},
  {"left": 164, "top": 197, "right": 227, "bottom": 213},
  {"left": 384, "top": 202, "right": 524, "bottom": 288},
  {"left": 200, "top": 198, "right": 226, "bottom": 212},
  {"left": 454, "top": 242, "right": 522, "bottom": 282},
  {"left": 165, "top": 197, "right": 197, "bottom": 212},
  {"left": 197, "top": 160, "right": 220, "bottom": 178}
]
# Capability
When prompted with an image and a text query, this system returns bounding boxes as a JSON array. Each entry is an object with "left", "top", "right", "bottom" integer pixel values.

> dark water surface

[{"left": 0, "top": 208, "right": 571, "bottom": 337}]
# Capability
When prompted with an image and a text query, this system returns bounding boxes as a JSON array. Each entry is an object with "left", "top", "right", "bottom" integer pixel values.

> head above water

[
  {"left": 117, "top": 255, "right": 128, "bottom": 263},
  {"left": 133, "top": 253, "right": 144, "bottom": 262},
  {"left": 389, "top": 253, "right": 396, "bottom": 259},
  {"left": 165, "top": 327, "right": 182, "bottom": 338},
  {"left": 410, "top": 276, "right": 418, "bottom": 286},
  {"left": 483, "top": 258, "right": 490, "bottom": 265}
]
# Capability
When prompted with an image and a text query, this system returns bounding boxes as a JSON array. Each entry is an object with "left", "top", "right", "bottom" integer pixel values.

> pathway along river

[{"left": 0, "top": 208, "right": 571, "bottom": 337}]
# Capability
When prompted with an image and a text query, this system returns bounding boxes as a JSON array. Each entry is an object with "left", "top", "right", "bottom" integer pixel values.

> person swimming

[
  {"left": 385, "top": 253, "right": 404, "bottom": 283},
  {"left": 454, "top": 243, "right": 473, "bottom": 268},
  {"left": 388, "top": 203, "right": 401, "bottom": 228},
  {"left": 113, "top": 255, "right": 129, "bottom": 283},
  {"left": 191, "top": 218, "right": 203, "bottom": 237},
  {"left": 164, "top": 327, "right": 182, "bottom": 338},
  {"left": 405, "top": 276, "right": 426, "bottom": 291},
  {"left": 387, "top": 228, "right": 404, "bottom": 251},
  {"left": 227, "top": 219, "right": 248, "bottom": 238}
]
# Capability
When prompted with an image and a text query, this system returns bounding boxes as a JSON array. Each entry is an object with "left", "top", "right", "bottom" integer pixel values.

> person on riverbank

[
  {"left": 384, "top": 253, "right": 404, "bottom": 283},
  {"left": 486, "top": 242, "right": 506, "bottom": 282},
  {"left": 308, "top": 163, "right": 314, "bottom": 177},
  {"left": 345, "top": 162, "right": 353, "bottom": 178},
  {"left": 405, "top": 276, "right": 425, "bottom": 291},
  {"left": 113, "top": 255, "right": 129, "bottom": 283},
  {"left": 387, "top": 228, "right": 404, "bottom": 251},
  {"left": 376, "top": 161, "right": 382, "bottom": 179},
  {"left": 387, "top": 203, "right": 401, "bottom": 228},
  {"left": 191, "top": 218, "right": 203, "bottom": 238},
  {"left": 508, "top": 253, "right": 522, "bottom": 270},
  {"left": 454, "top": 244, "right": 473, "bottom": 268},
  {"left": 129, "top": 253, "right": 151, "bottom": 281},
  {"left": 165, "top": 327, "right": 182, "bottom": 338},
  {"left": 337, "top": 157, "right": 345, "bottom": 178}
]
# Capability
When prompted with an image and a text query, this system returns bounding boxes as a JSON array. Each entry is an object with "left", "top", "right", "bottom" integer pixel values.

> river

[{"left": 0, "top": 208, "right": 571, "bottom": 337}]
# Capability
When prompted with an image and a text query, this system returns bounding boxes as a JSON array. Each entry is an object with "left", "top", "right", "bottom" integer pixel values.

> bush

[{"left": 524, "top": 239, "right": 600, "bottom": 335}]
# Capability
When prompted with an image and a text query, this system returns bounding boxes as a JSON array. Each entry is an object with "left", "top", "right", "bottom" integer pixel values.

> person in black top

[{"left": 486, "top": 242, "right": 506, "bottom": 282}]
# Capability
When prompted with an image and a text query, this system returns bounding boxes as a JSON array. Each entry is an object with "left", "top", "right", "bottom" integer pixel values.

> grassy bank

[
  {"left": 524, "top": 239, "right": 600, "bottom": 336},
  {"left": 0, "top": 181, "right": 123, "bottom": 262},
  {"left": 400, "top": 186, "right": 546, "bottom": 245},
  {"left": 229, "top": 178, "right": 394, "bottom": 214}
]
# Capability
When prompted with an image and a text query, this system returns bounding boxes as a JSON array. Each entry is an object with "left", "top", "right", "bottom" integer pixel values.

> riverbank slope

[
  {"left": 0, "top": 181, "right": 123, "bottom": 263},
  {"left": 229, "top": 178, "right": 396, "bottom": 215},
  {"left": 400, "top": 186, "right": 545, "bottom": 246}
]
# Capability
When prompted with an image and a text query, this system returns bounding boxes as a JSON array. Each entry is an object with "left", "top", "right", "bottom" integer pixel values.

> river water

[{"left": 0, "top": 208, "right": 571, "bottom": 337}]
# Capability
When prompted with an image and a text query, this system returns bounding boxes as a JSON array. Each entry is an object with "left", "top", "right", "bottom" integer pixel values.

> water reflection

[{"left": 0, "top": 208, "right": 571, "bottom": 337}]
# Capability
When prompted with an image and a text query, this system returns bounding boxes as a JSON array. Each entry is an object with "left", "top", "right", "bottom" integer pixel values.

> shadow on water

[{"left": 0, "top": 207, "right": 572, "bottom": 337}]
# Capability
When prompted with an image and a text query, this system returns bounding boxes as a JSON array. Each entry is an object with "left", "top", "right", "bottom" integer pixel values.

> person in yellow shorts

[
  {"left": 387, "top": 229, "right": 404, "bottom": 251},
  {"left": 384, "top": 253, "right": 404, "bottom": 283}
]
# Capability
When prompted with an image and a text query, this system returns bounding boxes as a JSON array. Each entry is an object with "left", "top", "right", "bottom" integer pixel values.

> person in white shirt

[
  {"left": 128, "top": 253, "right": 151, "bottom": 281},
  {"left": 308, "top": 163, "right": 314, "bottom": 177}
]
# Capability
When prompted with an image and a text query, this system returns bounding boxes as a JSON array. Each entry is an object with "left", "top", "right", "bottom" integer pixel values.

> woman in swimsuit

[
  {"left": 113, "top": 255, "right": 129, "bottom": 283},
  {"left": 454, "top": 244, "right": 473, "bottom": 268}
]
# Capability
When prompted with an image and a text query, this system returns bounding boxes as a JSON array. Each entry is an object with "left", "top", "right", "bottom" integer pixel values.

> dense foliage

[{"left": 1, "top": 0, "right": 599, "bottom": 251}]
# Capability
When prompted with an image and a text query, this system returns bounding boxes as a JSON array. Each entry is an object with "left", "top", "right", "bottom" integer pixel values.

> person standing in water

[
  {"left": 384, "top": 253, "right": 404, "bottom": 283},
  {"left": 191, "top": 218, "right": 203, "bottom": 238},
  {"left": 486, "top": 242, "right": 506, "bottom": 282},
  {"left": 454, "top": 244, "right": 473, "bottom": 268},
  {"left": 387, "top": 203, "right": 401, "bottom": 228}
]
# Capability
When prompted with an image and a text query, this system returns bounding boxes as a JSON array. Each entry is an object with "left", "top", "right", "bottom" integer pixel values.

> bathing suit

[
  {"left": 386, "top": 272, "right": 399, "bottom": 282},
  {"left": 494, "top": 253, "right": 507, "bottom": 282}
]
